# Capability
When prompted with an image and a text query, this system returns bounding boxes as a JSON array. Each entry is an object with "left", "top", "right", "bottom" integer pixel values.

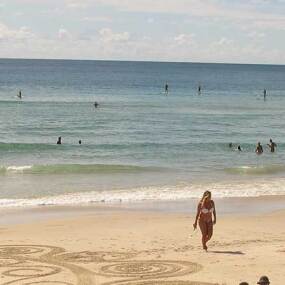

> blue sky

[{"left": 0, "top": 0, "right": 285, "bottom": 64}]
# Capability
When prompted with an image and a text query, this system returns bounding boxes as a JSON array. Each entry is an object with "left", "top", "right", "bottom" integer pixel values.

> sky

[{"left": 0, "top": 0, "right": 285, "bottom": 64}]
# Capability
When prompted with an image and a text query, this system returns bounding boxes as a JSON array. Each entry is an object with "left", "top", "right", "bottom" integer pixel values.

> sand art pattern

[
  {"left": 0, "top": 245, "right": 218, "bottom": 285},
  {"left": 115, "top": 280, "right": 218, "bottom": 285}
]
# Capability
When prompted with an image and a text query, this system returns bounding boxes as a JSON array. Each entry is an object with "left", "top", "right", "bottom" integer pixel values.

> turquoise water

[{"left": 1, "top": 59, "right": 285, "bottom": 207}]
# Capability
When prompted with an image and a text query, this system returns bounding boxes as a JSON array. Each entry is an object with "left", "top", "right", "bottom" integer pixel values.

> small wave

[
  {"left": 0, "top": 142, "right": 59, "bottom": 152},
  {"left": 1, "top": 178, "right": 285, "bottom": 208},
  {"left": 6, "top": 165, "right": 33, "bottom": 172},
  {"left": 225, "top": 164, "right": 285, "bottom": 175},
  {"left": 0, "top": 164, "right": 163, "bottom": 175}
]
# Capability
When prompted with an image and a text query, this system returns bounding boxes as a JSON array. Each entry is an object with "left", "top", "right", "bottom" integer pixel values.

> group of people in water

[
  {"left": 56, "top": 136, "right": 82, "bottom": 145},
  {"left": 164, "top": 83, "right": 202, "bottom": 95},
  {"left": 16, "top": 90, "right": 101, "bottom": 109},
  {"left": 164, "top": 84, "right": 267, "bottom": 99},
  {"left": 256, "top": 139, "right": 277, "bottom": 154},
  {"left": 229, "top": 139, "right": 277, "bottom": 154}
]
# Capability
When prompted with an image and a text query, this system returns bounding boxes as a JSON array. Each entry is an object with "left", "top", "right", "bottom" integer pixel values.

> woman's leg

[
  {"left": 205, "top": 220, "right": 213, "bottom": 243},
  {"left": 199, "top": 219, "right": 208, "bottom": 250}
]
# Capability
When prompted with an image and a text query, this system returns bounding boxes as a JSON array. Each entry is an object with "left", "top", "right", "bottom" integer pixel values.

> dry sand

[{"left": 0, "top": 206, "right": 284, "bottom": 285}]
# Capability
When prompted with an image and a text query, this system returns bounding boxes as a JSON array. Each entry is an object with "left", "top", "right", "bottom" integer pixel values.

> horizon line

[{"left": 0, "top": 57, "right": 284, "bottom": 67}]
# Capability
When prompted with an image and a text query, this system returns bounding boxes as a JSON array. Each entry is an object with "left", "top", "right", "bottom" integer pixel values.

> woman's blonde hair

[{"left": 200, "top": 191, "right": 211, "bottom": 205}]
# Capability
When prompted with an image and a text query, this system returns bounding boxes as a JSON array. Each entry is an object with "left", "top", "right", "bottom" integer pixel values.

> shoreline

[{"left": 1, "top": 195, "right": 285, "bottom": 226}]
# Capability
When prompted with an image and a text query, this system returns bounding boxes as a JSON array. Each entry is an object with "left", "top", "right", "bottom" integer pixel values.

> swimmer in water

[
  {"left": 267, "top": 139, "right": 276, "bottom": 153},
  {"left": 229, "top": 143, "right": 233, "bottom": 148},
  {"left": 17, "top": 90, "right": 22, "bottom": 99},
  {"left": 57, "top": 137, "right": 62, "bottom": 145},
  {"left": 94, "top": 102, "right": 99, "bottom": 108},
  {"left": 263, "top": 89, "right": 267, "bottom": 100},
  {"left": 237, "top": 145, "right": 242, "bottom": 151},
  {"left": 165, "top": 82, "right": 169, "bottom": 95},
  {"left": 255, "top": 142, "right": 263, "bottom": 155},
  {"left": 198, "top": 84, "right": 201, "bottom": 95},
  {"left": 79, "top": 140, "right": 82, "bottom": 145}
]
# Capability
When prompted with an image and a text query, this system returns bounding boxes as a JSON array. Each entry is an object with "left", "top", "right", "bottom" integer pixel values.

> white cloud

[
  {"left": 82, "top": 16, "right": 112, "bottom": 23},
  {"left": 215, "top": 37, "right": 234, "bottom": 46},
  {"left": 65, "top": 0, "right": 90, "bottom": 8},
  {"left": 0, "top": 23, "right": 35, "bottom": 41},
  {"left": 0, "top": 1, "right": 284, "bottom": 64},
  {"left": 174, "top": 33, "right": 195, "bottom": 46},
  {"left": 247, "top": 31, "right": 265, "bottom": 39},
  {"left": 99, "top": 28, "right": 130, "bottom": 42},
  {"left": 0, "top": 28, "right": 284, "bottom": 64},
  {"left": 252, "top": 18, "right": 285, "bottom": 30},
  {"left": 96, "top": 0, "right": 285, "bottom": 31}
]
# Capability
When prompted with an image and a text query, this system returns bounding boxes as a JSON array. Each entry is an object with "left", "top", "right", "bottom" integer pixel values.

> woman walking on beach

[{"left": 193, "top": 191, "right": 216, "bottom": 251}]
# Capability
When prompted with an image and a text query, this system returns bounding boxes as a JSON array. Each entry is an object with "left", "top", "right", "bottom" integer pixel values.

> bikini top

[{"left": 201, "top": 207, "right": 214, "bottom": 214}]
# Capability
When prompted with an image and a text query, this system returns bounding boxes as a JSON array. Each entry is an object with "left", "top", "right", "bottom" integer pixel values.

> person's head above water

[
  {"left": 270, "top": 139, "right": 272, "bottom": 143},
  {"left": 79, "top": 140, "right": 82, "bottom": 145}
]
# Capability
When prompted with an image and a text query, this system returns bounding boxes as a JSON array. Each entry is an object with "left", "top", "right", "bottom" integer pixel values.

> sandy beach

[
  {"left": 2, "top": 1, "right": 285, "bottom": 283},
  {"left": 0, "top": 201, "right": 284, "bottom": 285}
]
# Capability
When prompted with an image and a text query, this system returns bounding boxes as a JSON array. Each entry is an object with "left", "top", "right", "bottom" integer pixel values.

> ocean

[{"left": 1, "top": 59, "right": 285, "bottom": 208}]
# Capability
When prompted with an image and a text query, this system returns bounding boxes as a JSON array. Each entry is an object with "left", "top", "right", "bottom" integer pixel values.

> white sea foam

[
  {"left": 0, "top": 178, "right": 285, "bottom": 209},
  {"left": 6, "top": 165, "right": 33, "bottom": 173},
  {"left": 0, "top": 164, "right": 159, "bottom": 175}
]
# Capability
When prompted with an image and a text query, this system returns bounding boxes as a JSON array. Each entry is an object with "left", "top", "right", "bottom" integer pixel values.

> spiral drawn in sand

[
  {"left": 98, "top": 260, "right": 202, "bottom": 279},
  {"left": 56, "top": 251, "right": 137, "bottom": 264},
  {"left": 55, "top": 251, "right": 103, "bottom": 263},
  {"left": 3, "top": 266, "right": 61, "bottom": 278},
  {"left": 0, "top": 246, "right": 46, "bottom": 256},
  {"left": 101, "top": 252, "right": 138, "bottom": 262},
  {"left": 0, "top": 245, "right": 209, "bottom": 285},
  {"left": 0, "top": 258, "right": 23, "bottom": 267},
  {"left": 22, "top": 281, "right": 73, "bottom": 285},
  {"left": 111, "top": 281, "right": 219, "bottom": 285},
  {"left": 0, "top": 246, "right": 68, "bottom": 285}
]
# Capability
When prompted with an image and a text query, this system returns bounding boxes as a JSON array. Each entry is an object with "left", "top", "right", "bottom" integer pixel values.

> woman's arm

[
  {"left": 193, "top": 203, "right": 201, "bottom": 229},
  {"left": 212, "top": 201, "right": 216, "bottom": 224}
]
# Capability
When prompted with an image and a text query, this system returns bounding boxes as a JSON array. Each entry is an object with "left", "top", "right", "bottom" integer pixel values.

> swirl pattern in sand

[
  {"left": 0, "top": 245, "right": 216, "bottom": 285},
  {"left": 0, "top": 246, "right": 45, "bottom": 256},
  {"left": 98, "top": 260, "right": 201, "bottom": 279},
  {"left": 56, "top": 251, "right": 136, "bottom": 263},
  {"left": 107, "top": 280, "right": 219, "bottom": 285}
]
